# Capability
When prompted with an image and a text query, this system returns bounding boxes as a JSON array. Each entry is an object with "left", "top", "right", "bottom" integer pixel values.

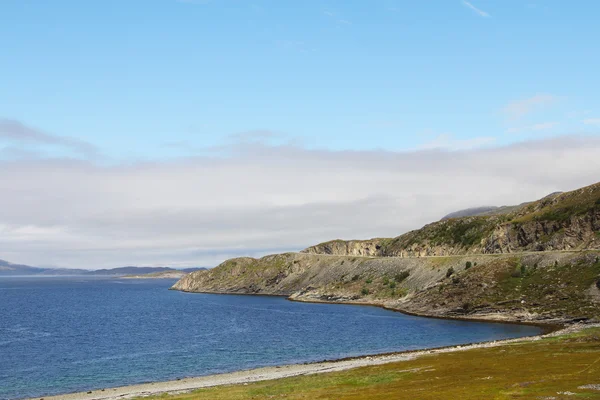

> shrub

[
  {"left": 596, "top": 278, "right": 600, "bottom": 290},
  {"left": 361, "top": 287, "right": 370, "bottom": 296},
  {"left": 462, "top": 302, "right": 471, "bottom": 311},
  {"left": 389, "top": 281, "right": 396, "bottom": 289},
  {"left": 366, "top": 278, "right": 373, "bottom": 284},
  {"left": 595, "top": 198, "right": 600, "bottom": 206},
  {"left": 440, "top": 218, "right": 490, "bottom": 246},
  {"left": 351, "top": 274, "right": 360, "bottom": 282},
  {"left": 474, "top": 262, "right": 478, "bottom": 266},
  {"left": 465, "top": 261, "right": 472, "bottom": 270},
  {"left": 452, "top": 276, "right": 460, "bottom": 284},
  {"left": 340, "top": 260, "right": 344, "bottom": 265},
  {"left": 395, "top": 270, "right": 410, "bottom": 283},
  {"left": 382, "top": 277, "right": 390, "bottom": 286},
  {"left": 446, "top": 267, "right": 455, "bottom": 278},
  {"left": 520, "top": 264, "right": 527, "bottom": 276}
]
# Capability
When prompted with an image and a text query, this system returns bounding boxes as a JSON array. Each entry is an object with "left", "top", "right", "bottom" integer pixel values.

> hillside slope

[
  {"left": 441, "top": 206, "right": 501, "bottom": 220},
  {"left": 303, "top": 182, "right": 600, "bottom": 257},
  {"left": 173, "top": 250, "right": 600, "bottom": 324}
]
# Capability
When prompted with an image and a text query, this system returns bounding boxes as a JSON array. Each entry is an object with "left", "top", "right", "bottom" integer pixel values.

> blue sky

[
  {"left": 1, "top": 1, "right": 599, "bottom": 269},
  {"left": 2, "top": 0, "right": 599, "bottom": 160}
]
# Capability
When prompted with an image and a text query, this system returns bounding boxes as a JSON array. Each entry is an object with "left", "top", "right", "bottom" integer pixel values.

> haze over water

[{"left": 0, "top": 277, "right": 542, "bottom": 400}]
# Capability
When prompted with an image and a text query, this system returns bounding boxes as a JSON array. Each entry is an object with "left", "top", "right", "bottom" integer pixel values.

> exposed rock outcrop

[
  {"left": 302, "top": 239, "right": 385, "bottom": 257},
  {"left": 302, "top": 182, "right": 600, "bottom": 257}
]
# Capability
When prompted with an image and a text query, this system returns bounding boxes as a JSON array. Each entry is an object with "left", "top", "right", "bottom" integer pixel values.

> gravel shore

[{"left": 33, "top": 323, "right": 598, "bottom": 400}]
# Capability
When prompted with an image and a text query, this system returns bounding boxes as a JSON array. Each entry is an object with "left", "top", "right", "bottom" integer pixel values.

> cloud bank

[{"left": 1, "top": 126, "right": 599, "bottom": 269}]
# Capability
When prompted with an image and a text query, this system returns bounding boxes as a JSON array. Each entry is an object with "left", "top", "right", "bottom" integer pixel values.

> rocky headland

[{"left": 172, "top": 182, "right": 600, "bottom": 325}]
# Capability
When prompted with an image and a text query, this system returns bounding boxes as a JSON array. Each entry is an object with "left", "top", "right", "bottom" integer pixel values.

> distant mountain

[
  {"left": 87, "top": 266, "right": 173, "bottom": 276},
  {"left": 440, "top": 192, "right": 565, "bottom": 221},
  {"left": 87, "top": 266, "right": 207, "bottom": 275},
  {"left": 0, "top": 261, "right": 208, "bottom": 277},
  {"left": 181, "top": 267, "right": 207, "bottom": 273},
  {"left": 441, "top": 206, "right": 499, "bottom": 220},
  {"left": 41, "top": 268, "right": 90, "bottom": 275},
  {"left": 0, "top": 259, "right": 44, "bottom": 276},
  {"left": 122, "top": 270, "right": 190, "bottom": 279}
]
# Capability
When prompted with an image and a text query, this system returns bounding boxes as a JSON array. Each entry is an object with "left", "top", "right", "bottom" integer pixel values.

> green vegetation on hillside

[
  {"left": 144, "top": 328, "right": 600, "bottom": 400},
  {"left": 303, "top": 182, "right": 600, "bottom": 257},
  {"left": 405, "top": 216, "right": 500, "bottom": 248},
  {"left": 418, "top": 255, "right": 600, "bottom": 321},
  {"left": 514, "top": 185, "right": 600, "bottom": 224}
]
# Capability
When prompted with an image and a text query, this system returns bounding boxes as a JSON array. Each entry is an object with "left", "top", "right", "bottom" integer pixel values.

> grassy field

[{"left": 146, "top": 328, "right": 600, "bottom": 400}]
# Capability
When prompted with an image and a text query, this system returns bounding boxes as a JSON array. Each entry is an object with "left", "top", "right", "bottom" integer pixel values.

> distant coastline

[{"left": 121, "top": 271, "right": 189, "bottom": 279}]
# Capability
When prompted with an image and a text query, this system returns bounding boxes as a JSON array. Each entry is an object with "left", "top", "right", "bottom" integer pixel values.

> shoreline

[
  {"left": 32, "top": 322, "right": 596, "bottom": 400},
  {"left": 23, "top": 281, "right": 594, "bottom": 400},
  {"left": 29, "top": 292, "right": 577, "bottom": 400},
  {"left": 176, "top": 288, "right": 563, "bottom": 332}
]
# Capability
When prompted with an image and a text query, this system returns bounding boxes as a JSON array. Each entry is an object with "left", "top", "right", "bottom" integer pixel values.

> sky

[{"left": 1, "top": 0, "right": 599, "bottom": 269}]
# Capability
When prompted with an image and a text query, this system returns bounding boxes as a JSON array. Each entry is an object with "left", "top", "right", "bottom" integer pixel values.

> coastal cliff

[{"left": 173, "top": 182, "right": 600, "bottom": 324}]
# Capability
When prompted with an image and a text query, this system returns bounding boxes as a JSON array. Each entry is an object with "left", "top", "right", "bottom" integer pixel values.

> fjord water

[{"left": 0, "top": 278, "right": 542, "bottom": 400}]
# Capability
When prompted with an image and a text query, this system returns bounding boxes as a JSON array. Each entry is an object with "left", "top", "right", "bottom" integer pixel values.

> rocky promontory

[{"left": 173, "top": 182, "right": 600, "bottom": 325}]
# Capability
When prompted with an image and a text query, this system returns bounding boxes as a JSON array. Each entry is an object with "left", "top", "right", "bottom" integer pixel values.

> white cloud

[
  {"left": 502, "top": 94, "right": 558, "bottom": 120},
  {"left": 506, "top": 121, "right": 559, "bottom": 134},
  {"left": 532, "top": 122, "right": 559, "bottom": 130},
  {"left": 583, "top": 118, "right": 600, "bottom": 126},
  {"left": 418, "top": 134, "right": 496, "bottom": 150},
  {"left": 462, "top": 1, "right": 490, "bottom": 17},
  {"left": 1, "top": 124, "right": 599, "bottom": 270},
  {"left": 0, "top": 119, "right": 98, "bottom": 158}
]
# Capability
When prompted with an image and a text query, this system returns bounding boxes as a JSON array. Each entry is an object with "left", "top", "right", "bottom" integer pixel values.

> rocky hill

[
  {"left": 172, "top": 181, "right": 600, "bottom": 325},
  {"left": 172, "top": 251, "right": 600, "bottom": 324},
  {"left": 303, "top": 182, "right": 600, "bottom": 257}
]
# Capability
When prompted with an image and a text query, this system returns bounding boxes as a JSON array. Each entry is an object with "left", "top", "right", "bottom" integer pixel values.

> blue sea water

[{"left": 0, "top": 277, "right": 543, "bottom": 400}]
